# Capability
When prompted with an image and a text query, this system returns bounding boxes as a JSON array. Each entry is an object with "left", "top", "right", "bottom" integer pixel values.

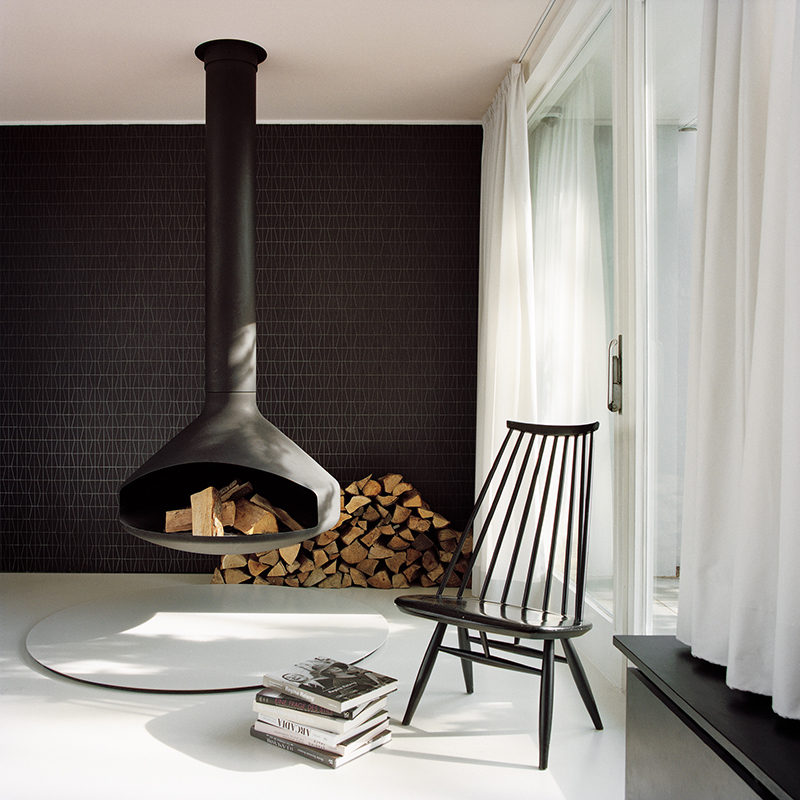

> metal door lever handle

[{"left": 607, "top": 335, "right": 622, "bottom": 413}]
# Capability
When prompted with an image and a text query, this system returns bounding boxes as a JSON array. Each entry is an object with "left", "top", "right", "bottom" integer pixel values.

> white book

[
  {"left": 253, "top": 690, "right": 387, "bottom": 734},
  {"left": 252, "top": 713, "right": 389, "bottom": 756},
  {"left": 250, "top": 725, "right": 391, "bottom": 769},
  {"left": 254, "top": 707, "right": 389, "bottom": 748}
]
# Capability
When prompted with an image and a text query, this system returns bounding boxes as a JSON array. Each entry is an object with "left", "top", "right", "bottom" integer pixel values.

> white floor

[
  {"left": 1, "top": 573, "right": 626, "bottom": 800},
  {"left": 588, "top": 576, "right": 680, "bottom": 635},
  {"left": 652, "top": 577, "right": 679, "bottom": 634}
]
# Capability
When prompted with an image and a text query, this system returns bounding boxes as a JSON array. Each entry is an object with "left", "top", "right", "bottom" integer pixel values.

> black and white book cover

[{"left": 262, "top": 657, "right": 398, "bottom": 713}]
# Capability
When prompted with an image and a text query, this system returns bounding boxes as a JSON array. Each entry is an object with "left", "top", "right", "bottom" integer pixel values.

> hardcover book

[
  {"left": 253, "top": 689, "right": 387, "bottom": 734},
  {"left": 252, "top": 712, "right": 388, "bottom": 756},
  {"left": 249, "top": 725, "right": 391, "bottom": 769},
  {"left": 262, "top": 657, "right": 398, "bottom": 713}
]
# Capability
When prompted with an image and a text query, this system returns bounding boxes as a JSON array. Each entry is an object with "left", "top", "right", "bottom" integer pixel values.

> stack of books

[{"left": 250, "top": 656, "right": 398, "bottom": 768}]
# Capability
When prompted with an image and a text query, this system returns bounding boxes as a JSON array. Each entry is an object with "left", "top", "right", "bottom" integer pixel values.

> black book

[{"left": 253, "top": 687, "right": 380, "bottom": 722}]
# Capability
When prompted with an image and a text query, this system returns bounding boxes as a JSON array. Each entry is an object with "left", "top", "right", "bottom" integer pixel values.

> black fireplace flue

[{"left": 119, "top": 40, "right": 340, "bottom": 555}]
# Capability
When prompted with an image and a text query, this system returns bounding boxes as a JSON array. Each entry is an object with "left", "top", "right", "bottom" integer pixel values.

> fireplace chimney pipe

[{"left": 196, "top": 39, "right": 264, "bottom": 395}]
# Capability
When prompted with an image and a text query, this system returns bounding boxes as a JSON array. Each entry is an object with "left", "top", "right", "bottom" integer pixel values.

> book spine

[
  {"left": 261, "top": 678, "right": 342, "bottom": 713},
  {"left": 256, "top": 718, "right": 341, "bottom": 750},
  {"left": 254, "top": 693, "right": 353, "bottom": 719},
  {"left": 250, "top": 726, "right": 338, "bottom": 768},
  {"left": 252, "top": 704, "right": 350, "bottom": 734}
]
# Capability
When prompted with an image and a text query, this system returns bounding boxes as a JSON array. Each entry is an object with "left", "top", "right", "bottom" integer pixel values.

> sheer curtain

[
  {"left": 677, "top": 0, "right": 800, "bottom": 719},
  {"left": 528, "top": 72, "right": 613, "bottom": 585},
  {"left": 475, "top": 64, "right": 535, "bottom": 587},
  {"left": 476, "top": 61, "right": 612, "bottom": 591},
  {"left": 475, "top": 66, "right": 536, "bottom": 494}
]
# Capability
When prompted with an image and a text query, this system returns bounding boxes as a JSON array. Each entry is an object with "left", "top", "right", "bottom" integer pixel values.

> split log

[
  {"left": 278, "top": 543, "right": 301, "bottom": 564},
  {"left": 380, "top": 474, "right": 404, "bottom": 494},
  {"left": 251, "top": 494, "right": 303, "bottom": 531},
  {"left": 391, "top": 506, "right": 411, "bottom": 525},
  {"left": 357, "top": 558, "right": 379, "bottom": 577},
  {"left": 258, "top": 550, "right": 280, "bottom": 567},
  {"left": 191, "top": 486, "right": 224, "bottom": 537},
  {"left": 248, "top": 558, "right": 269, "bottom": 577},
  {"left": 344, "top": 495, "right": 371, "bottom": 514},
  {"left": 316, "top": 530, "right": 338, "bottom": 547},
  {"left": 320, "top": 572, "right": 343, "bottom": 589},
  {"left": 367, "top": 570, "right": 392, "bottom": 589},
  {"left": 340, "top": 541, "right": 368, "bottom": 564},
  {"left": 398, "top": 489, "right": 422, "bottom": 507},
  {"left": 221, "top": 553, "right": 247, "bottom": 570},
  {"left": 233, "top": 498, "right": 278, "bottom": 535},
  {"left": 223, "top": 567, "right": 250, "bottom": 584},
  {"left": 166, "top": 500, "right": 234, "bottom": 532},
  {"left": 303, "top": 568, "right": 327, "bottom": 587},
  {"left": 165, "top": 507, "right": 193, "bottom": 533},
  {"left": 407, "top": 516, "right": 431, "bottom": 533},
  {"left": 219, "top": 481, "right": 253, "bottom": 503},
  {"left": 350, "top": 568, "right": 368, "bottom": 587},
  {"left": 361, "top": 478, "right": 382, "bottom": 497}
]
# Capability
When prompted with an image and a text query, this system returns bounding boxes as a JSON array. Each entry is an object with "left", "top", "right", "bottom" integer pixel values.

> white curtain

[
  {"left": 528, "top": 72, "right": 613, "bottom": 582},
  {"left": 476, "top": 61, "right": 613, "bottom": 591},
  {"left": 529, "top": 74, "right": 605, "bottom": 425},
  {"left": 475, "top": 65, "right": 536, "bottom": 492},
  {"left": 677, "top": 0, "right": 800, "bottom": 720},
  {"left": 475, "top": 64, "right": 535, "bottom": 587}
]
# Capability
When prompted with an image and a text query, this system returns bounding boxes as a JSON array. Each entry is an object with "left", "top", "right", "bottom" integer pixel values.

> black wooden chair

[{"left": 395, "top": 420, "right": 603, "bottom": 770}]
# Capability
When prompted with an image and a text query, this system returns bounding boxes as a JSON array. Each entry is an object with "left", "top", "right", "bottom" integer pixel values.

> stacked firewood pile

[{"left": 211, "top": 473, "right": 471, "bottom": 589}]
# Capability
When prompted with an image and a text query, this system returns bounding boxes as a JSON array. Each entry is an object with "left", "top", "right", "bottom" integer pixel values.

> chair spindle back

[{"left": 437, "top": 421, "right": 599, "bottom": 623}]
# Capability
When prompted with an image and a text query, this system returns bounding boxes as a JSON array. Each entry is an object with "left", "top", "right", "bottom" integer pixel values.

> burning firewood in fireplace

[{"left": 163, "top": 480, "right": 301, "bottom": 538}]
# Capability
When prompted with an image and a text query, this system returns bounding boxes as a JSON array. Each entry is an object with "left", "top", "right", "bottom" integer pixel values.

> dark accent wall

[{"left": 0, "top": 124, "right": 481, "bottom": 573}]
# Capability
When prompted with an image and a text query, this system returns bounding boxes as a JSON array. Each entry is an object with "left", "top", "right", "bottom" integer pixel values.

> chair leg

[
  {"left": 562, "top": 639, "right": 603, "bottom": 730},
  {"left": 538, "top": 639, "right": 555, "bottom": 770},
  {"left": 457, "top": 627, "right": 474, "bottom": 694},
  {"left": 402, "top": 622, "right": 447, "bottom": 726}
]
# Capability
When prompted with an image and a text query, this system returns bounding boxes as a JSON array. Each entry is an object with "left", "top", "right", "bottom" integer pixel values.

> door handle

[{"left": 607, "top": 335, "right": 622, "bottom": 413}]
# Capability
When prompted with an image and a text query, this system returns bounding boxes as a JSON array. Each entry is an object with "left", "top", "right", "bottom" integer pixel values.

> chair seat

[{"left": 395, "top": 593, "right": 592, "bottom": 640}]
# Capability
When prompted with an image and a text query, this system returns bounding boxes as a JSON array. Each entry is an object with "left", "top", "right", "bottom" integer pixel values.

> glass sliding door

[
  {"left": 526, "top": 11, "right": 617, "bottom": 675},
  {"left": 520, "top": 0, "right": 704, "bottom": 673},
  {"left": 643, "top": 0, "right": 702, "bottom": 633}
]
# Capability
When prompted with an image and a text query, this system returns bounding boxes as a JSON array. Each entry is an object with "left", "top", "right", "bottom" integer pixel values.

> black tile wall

[{"left": 0, "top": 124, "right": 481, "bottom": 573}]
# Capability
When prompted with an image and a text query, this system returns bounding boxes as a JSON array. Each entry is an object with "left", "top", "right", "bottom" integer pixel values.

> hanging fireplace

[{"left": 119, "top": 39, "right": 340, "bottom": 555}]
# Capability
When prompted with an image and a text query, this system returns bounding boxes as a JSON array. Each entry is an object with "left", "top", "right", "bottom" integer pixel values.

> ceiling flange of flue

[{"left": 118, "top": 41, "right": 341, "bottom": 555}]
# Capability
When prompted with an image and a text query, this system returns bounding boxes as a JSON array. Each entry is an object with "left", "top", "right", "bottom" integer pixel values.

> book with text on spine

[
  {"left": 253, "top": 689, "right": 387, "bottom": 734},
  {"left": 252, "top": 711, "right": 388, "bottom": 756},
  {"left": 249, "top": 724, "right": 391, "bottom": 769},
  {"left": 262, "top": 657, "right": 398, "bottom": 713}
]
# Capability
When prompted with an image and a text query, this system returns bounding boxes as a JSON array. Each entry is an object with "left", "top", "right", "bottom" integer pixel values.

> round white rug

[{"left": 26, "top": 584, "right": 388, "bottom": 692}]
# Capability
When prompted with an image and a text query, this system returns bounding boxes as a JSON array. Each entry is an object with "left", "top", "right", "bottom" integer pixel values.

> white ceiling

[{"left": 1, "top": 0, "right": 554, "bottom": 124}]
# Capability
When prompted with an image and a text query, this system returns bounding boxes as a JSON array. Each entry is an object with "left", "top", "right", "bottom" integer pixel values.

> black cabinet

[{"left": 614, "top": 636, "right": 799, "bottom": 800}]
